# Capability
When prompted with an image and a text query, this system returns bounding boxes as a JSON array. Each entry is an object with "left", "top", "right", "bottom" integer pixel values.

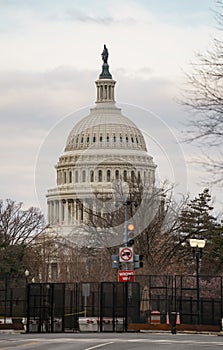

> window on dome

[
  {"left": 69, "top": 171, "right": 72, "bottom": 183},
  {"left": 75, "top": 171, "right": 78, "bottom": 183},
  {"left": 113, "top": 135, "right": 116, "bottom": 142},
  {"left": 115, "top": 170, "right": 119, "bottom": 180},
  {"left": 131, "top": 137, "right": 134, "bottom": 143},
  {"left": 82, "top": 170, "right": 86, "bottom": 182},
  {"left": 107, "top": 135, "right": 109, "bottom": 142},
  {"left": 93, "top": 136, "right": 96, "bottom": 142},
  {"left": 90, "top": 170, "right": 94, "bottom": 182},
  {"left": 107, "top": 170, "right": 111, "bottom": 182},
  {"left": 100, "top": 135, "right": 103, "bottom": 142},
  {"left": 98, "top": 170, "right": 102, "bottom": 182},
  {"left": 123, "top": 170, "right": 127, "bottom": 182},
  {"left": 136, "top": 137, "right": 138, "bottom": 144},
  {"left": 64, "top": 172, "right": 67, "bottom": 184},
  {"left": 81, "top": 137, "right": 84, "bottom": 143},
  {"left": 138, "top": 171, "right": 141, "bottom": 182},
  {"left": 131, "top": 170, "right": 135, "bottom": 181},
  {"left": 86, "top": 136, "right": 90, "bottom": 143},
  {"left": 120, "top": 136, "right": 122, "bottom": 142},
  {"left": 126, "top": 136, "right": 129, "bottom": 143}
]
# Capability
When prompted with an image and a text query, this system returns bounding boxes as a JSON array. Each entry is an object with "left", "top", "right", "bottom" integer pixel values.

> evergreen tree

[
  {"left": 179, "top": 189, "right": 223, "bottom": 274},
  {"left": 180, "top": 189, "right": 216, "bottom": 239}
]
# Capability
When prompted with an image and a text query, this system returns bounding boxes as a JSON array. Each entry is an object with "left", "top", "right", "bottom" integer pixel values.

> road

[{"left": 0, "top": 332, "right": 223, "bottom": 350}]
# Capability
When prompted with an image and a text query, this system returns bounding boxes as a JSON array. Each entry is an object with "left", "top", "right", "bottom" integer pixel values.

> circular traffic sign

[{"left": 119, "top": 247, "right": 133, "bottom": 262}]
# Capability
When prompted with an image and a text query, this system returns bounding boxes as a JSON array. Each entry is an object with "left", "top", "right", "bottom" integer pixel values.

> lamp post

[
  {"left": 24, "top": 269, "right": 30, "bottom": 332},
  {"left": 189, "top": 238, "right": 206, "bottom": 324}
]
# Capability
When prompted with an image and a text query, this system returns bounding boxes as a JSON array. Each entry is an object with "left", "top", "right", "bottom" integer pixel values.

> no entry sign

[
  {"left": 118, "top": 270, "right": 135, "bottom": 282},
  {"left": 119, "top": 247, "right": 133, "bottom": 262}
]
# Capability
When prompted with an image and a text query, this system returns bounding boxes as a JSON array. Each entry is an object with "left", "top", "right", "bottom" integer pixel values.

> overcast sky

[{"left": 0, "top": 0, "right": 222, "bottom": 217}]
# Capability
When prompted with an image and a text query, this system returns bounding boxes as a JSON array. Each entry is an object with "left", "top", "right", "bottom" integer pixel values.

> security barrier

[
  {"left": 0, "top": 275, "right": 223, "bottom": 332},
  {"left": 150, "top": 310, "right": 160, "bottom": 324}
]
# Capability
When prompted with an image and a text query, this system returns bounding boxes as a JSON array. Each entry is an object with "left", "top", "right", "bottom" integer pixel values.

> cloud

[
  {"left": 0, "top": 0, "right": 215, "bottom": 75},
  {"left": 0, "top": 0, "right": 221, "bottom": 214}
]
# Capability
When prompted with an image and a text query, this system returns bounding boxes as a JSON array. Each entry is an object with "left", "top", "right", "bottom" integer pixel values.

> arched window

[
  {"left": 81, "top": 137, "right": 84, "bottom": 143},
  {"left": 120, "top": 136, "right": 123, "bottom": 143},
  {"left": 107, "top": 170, "right": 111, "bottom": 182},
  {"left": 69, "top": 171, "right": 72, "bottom": 183},
  {"left": 131, "top": 137, "right": 134, "bottom": 143},
  {"left": 82, "top": 170, "right": 86, "bottom": 182},
  {"left": 98, "top": 170, "right": 102, "bottom": 182},
  {"left": 100, "top": 135, "right": 103, "bottom": 142},
  {"left": 107, "top": 135, "right": 109, "bottom": 142},
  {"left": 75, "top": 171, "right": 78, "bottom": 183},
  {"left": 131, "top": 170, "right": 135, "bottom": 182},
  {"left": 93, "top": 136, "right": 96, "bottom": 143},
  {"left": 115, "top": 170, "right": 119, "bottom": 180},
  {"left": 64, "top": 172, "right": 67, "bottom": 184},
  {"left": 126, "top": 136, "right": 129, "bottom": 143},
  {"left": 123, "top": 170, "right": 127, "bottom": 182},
  {"left": 90, "top": 170, "right": 94, "bottom": 182},
  {"left": 86, "top": 136, "right": 90, "bottom": 143},
  {"left": 113, "top": 135, "right": 116, "bottom": 142}
]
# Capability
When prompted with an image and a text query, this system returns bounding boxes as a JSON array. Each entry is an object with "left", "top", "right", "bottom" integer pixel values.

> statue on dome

[{"left": 101, "top": 44, "right": 108, "bottom": 64}]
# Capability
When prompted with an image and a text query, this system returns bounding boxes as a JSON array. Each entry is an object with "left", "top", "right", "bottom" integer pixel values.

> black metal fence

[{"left": 0, "top": 275, "right": 222, "bottom": 332}]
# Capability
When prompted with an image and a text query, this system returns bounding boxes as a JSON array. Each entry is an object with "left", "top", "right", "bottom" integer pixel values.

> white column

[
  {"left": 47, "top": 201, "right": 51, "bottom": 224},
  {"left": 58, "top": 200, "right": 62, "bottom": 224},
  {"left": 50, "top": 201, "right": 53, "bottom": 224},
  {"left": 71, "top": 199, "right": 75, "bottom": 224},
  {"left": 53, "top": 201, "right": 57, "bottom": 223}
]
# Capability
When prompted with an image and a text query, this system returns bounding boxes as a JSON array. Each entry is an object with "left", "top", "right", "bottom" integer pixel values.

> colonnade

[{"left": 48, "top": 199, "right": 86, "bottom": 226}]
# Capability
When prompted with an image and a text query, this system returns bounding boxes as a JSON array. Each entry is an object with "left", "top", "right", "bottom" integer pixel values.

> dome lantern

[{"left": 96, "top": 45, "right": 116, "bottom": 103}]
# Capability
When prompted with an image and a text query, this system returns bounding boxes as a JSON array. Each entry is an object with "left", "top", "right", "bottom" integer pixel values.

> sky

[{"left": 0, "top": 0, "right": 222, "bottom": 217}]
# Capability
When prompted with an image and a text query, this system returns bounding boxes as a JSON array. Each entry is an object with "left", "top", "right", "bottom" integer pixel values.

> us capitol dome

[{"left": 46, "top": 45, "right": 157, "bottom": 246}]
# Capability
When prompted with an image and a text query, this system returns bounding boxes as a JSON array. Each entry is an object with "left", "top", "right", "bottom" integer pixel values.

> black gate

[
  {"left": 100, "top": 282, "right": 140, "bottom": 332},
  {"left": 1, "top": 275, "right": 221, "bottom": 332},
  {"left": 26, "top": 282, "right": 140, "bottom": 333}
]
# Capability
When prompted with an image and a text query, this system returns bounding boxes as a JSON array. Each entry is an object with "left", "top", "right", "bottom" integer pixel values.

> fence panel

[{"left": 0, "top": 275, "right": 222, "bottom": 332}]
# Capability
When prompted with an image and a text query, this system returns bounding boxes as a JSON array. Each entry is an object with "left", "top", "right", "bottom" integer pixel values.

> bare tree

[
  {"left": 182, "top": 1, "right": 223, "bottom": 183},
  {"left": 0, "top": 199, "right": 46, "bottom": 276}
]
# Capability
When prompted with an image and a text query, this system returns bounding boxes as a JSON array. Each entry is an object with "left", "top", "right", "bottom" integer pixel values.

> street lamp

[
  {"left": 24, "top": 269, "right": 30, "bottom": 284},
  {"left": 189, "top": 238, "right": 206, "bottom": 324}
]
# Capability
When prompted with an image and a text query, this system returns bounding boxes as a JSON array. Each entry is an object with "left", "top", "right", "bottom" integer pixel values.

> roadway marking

[
  {"left": 0, "top": 341, "right": 38, "bottom": 350},
  {"left": 85, "top": 342, "right": 114, "bottom": 350},
  {"left": 127, "top": 338, "right": 223, "bottom": 346}
]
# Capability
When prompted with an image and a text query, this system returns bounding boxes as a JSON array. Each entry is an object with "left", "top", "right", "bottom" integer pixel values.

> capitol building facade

[{"left": 46, "top": 46, "right": 157, "bottom": 248}]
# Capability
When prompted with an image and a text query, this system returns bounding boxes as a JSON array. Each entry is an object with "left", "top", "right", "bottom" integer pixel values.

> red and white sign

[
  {"left": 119, "top": 247, "right": 133, "bottom": 262},
  {"left": 118, "top": 270, "right": 135, "bottom": 282}
]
